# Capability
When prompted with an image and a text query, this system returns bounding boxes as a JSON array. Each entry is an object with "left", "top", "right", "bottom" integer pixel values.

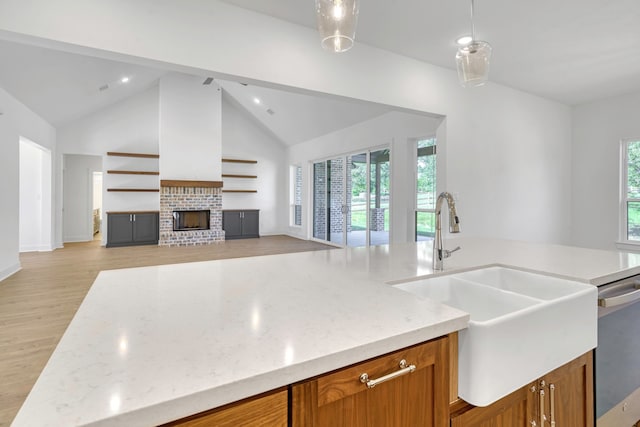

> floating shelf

[
  {"left": 222, "top": 174, "right": 257, "bottom": 179},
  {"left": 223, "top": 190, "right": 258, "bottom": 193},
  {"left": 107, "top": 170, "right": 160, "bottom": 175},
  {"left": 107, "top": 152, "right": 160, "bottom": 159},
  {"left": 107, "top": 188, "right": 160, "bottom": 192},
  {"left": 222, "top": 158, "right": 257, "bottom": 164}
]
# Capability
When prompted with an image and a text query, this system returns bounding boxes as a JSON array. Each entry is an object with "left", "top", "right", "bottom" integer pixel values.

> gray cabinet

[
  {"left": 223, "top": 210, "right": 259, "bottom": 240},
  {"left": 107, "top": 212, "right": 159, "bottom": 247}
]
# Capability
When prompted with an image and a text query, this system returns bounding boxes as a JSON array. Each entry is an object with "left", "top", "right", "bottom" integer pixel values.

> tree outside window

[{"left": 625, "top": 140, "right": 640, "bottom": 241}]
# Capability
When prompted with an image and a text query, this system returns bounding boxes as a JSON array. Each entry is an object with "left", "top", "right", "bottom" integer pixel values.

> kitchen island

[{"left": 12, "top": 237, "right": 640, "bottom": 426}]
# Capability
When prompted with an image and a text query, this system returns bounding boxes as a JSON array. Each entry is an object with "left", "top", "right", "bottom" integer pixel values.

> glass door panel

[
  {"left": 312, "top": 147, "right": 390, "bottom": 248},
  {"left": 416, "top": 138, "right": 436, "bottom": 241},
  {"left": 369, "top": 149, "right": 390, "bottom": 246},
  {"left": 313, "top": 161, "right": 327, "bottom": 240},
  {"left": 328, "top": 158, "right": 345, "bottom": 245},
  {"left": 347, "top": 153, "right": 367, "bottom": 247}
]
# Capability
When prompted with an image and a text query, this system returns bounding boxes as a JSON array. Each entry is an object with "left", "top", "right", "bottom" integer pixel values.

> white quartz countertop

[{"left": 12, "top": 238, "right": 640, "bottom": 426}]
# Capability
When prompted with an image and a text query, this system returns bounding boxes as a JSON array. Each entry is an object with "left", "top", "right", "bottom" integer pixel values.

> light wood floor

[{"left": 0, "top": 235, "right": 333, "bottom": 427}]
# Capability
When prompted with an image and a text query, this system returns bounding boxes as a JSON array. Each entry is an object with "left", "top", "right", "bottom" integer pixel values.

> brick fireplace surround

[{"left": 159, "top": 180, "right": 225, "bottom": 246}]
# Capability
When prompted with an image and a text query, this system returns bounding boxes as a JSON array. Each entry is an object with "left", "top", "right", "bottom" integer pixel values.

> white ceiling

[
  {"left": 221, "top": 0, "right": 640, "bottom": 106},
  {"left": 218, "top": 79, "right": 394, "bottom": 145},
  {"left": 0, "top": 39, "right": 404, "bottom": 143},
  {"left": 2, "top": 0, "right": 637, "bottom": 133},
  {"left": 0, "top": 40, "right": 167, "bottom": 127}
]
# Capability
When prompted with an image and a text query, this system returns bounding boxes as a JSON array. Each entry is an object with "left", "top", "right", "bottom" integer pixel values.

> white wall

[
  {"left": 19, "top": 138, "right": 52, "bottom": 252},
  {"left": 63, "top": 154, "right": 102, "bottom": 242},
  {"left": 57, "top": 85, "right": 159, "bottom": 245},
  {"left": 0, "top": 0, "right": 574, "bottom": 245},
  {"left": 221, "top": 92, "right": 287, "bottom": 235},
  {"left": 572, "top": 90, "right": 640, "bottom": 250},
  {"left": 159, "top": 74, "right": 222, "bottom": 181},
  {"left": 288, "top": 111, "right": 442, "bottom": 243},
  {"left": 0, "top": 87, "right": 55, "bottom": 280}
]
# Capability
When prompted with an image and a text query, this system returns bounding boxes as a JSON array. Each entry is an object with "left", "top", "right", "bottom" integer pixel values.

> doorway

[
  {"left": 312, "top": 147, "right": 390, "bottom": 247},
  {"left": 63, "top": 154, "right": 103, "bottom": 242},
  {"left": 19, "top": 137, "right": 52, "bottom": 252}
]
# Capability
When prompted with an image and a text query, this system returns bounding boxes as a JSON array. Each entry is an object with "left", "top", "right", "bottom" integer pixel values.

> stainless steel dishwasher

[{"left": 596, "top": 275, "right": 640, "bottom": 426}]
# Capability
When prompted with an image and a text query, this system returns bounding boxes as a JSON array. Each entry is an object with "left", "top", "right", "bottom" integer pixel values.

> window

[
  {"left": 622, "top": 140, "right": 640, "bottom": 241},
  {"left": 416, "top": 137, "right": 436, "bottom": 241},
  {"left": 290, "top": 165, "right": 302, "bottom": 227}
]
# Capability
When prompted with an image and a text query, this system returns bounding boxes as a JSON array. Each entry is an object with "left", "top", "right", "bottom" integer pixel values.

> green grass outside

[
  {"left": 348, "top": 208, "right": 435, "bottom": 237},
  {"left": 628, "top": 202, "right": 640, "bottom": 239}
]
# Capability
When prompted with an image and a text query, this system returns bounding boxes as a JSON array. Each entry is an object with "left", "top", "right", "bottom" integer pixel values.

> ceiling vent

[
  {"left": 202, "top": 77, "right": 214, "bottom": 85},
  {"left": 98, "top": 84, "right": 109, "bottom": 92},
  {"left": 266, "top": 109, "right": 275, "bottom": 115}
]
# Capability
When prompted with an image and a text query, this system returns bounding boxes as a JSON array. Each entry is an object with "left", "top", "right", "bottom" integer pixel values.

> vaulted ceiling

[
  {"left": 221, "top": 0, "right": 640, "bottom": 106},
  {"left": 1, "top": 0, "right": 638, "bottom": 137},
  {"left": 0, "top": 39, "right": 402, "bottom": 144}
]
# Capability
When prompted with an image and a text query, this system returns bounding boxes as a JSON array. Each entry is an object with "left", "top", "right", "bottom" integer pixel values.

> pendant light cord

[{"left": 470, "top": 0, "right": 476, "bottom": 41}]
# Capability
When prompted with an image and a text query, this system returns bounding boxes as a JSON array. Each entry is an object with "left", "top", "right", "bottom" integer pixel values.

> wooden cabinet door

[
  {"left": 292, "top": 336, "right": 449, "bottom": 427},
  {"left": 161, "top": 389, "right": 287, "bottom": 427},
  {"left": 539, "top": 351, "right": 594, "bottom": 427},
  {"left": 132, "top": 212, "right": 158, "bottom": 244},
  {"left": 241, "top": 210, "right": 259, "bottom": 237},
  {"left": 222, "top": 211, "right": 243, "bottom": 239},
  {"left": 450, "top": 384, "right": 534, "bottom": 427},
  {"left": 107, "top": 213, "right": 133, "bottom": 246},
  {"left": 450, "top": 351, "right": 594, "bottom": 427}
]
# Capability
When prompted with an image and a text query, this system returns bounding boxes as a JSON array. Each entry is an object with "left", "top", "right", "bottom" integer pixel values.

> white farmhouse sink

[{"left": 394, "top": 266, "right": 597, "bottom": 407}]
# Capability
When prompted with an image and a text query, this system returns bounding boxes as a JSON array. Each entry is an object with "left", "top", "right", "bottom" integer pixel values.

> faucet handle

[{"left": 443, "top": 246, "right": 461, "bottom": 258}]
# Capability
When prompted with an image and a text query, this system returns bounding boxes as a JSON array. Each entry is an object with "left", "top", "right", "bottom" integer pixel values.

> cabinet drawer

[
  {"left": 292, "top": 336, "right": 449, "bottom": 427},
  {"left": 317, "top": 339, "right": 439, "bottom": 406},
  {"left": 162, "top": 389, "right": 287, "bottom": 427}
]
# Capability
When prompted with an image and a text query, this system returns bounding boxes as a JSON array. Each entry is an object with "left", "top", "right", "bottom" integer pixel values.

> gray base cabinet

[
  {"left": 107, "top": 212, "right": 159, "bottom": 247},
  {"left": 223, "top": 210, "right": 259, "bottom": 240}
]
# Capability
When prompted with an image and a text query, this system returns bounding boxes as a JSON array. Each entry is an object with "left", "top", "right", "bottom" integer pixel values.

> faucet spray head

[
  {"left": 446, "top": 194, "right": 461, "bottom": 233},
  {"left": 449, "top": 210, "right": 460, "bottom": 233}
]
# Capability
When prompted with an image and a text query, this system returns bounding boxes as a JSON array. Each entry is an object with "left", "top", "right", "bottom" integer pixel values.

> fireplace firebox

[{"left": 173, "top": 210, "right": 210, "bottom": 231}]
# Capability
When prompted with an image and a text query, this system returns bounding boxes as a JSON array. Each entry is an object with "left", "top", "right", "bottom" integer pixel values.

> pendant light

[
  {"left": 456, "top": 0, "right": 492, "bottom": 87},
  {"left": 315, "top": 0, "right": 359, "bottom": 53}
]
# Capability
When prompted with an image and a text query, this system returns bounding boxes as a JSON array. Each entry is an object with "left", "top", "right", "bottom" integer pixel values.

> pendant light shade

[
  {"left": 456, "top": 0, "right": 492, "bottom": 87},
  {"left": 315, "top": 0, "right": 359, "bottom": 53},
  {"left": 456, "top": 41, "right": 492, "bottom": 87}
]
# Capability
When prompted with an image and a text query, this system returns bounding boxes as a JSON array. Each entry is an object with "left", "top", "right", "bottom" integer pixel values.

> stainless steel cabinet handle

[
  {"left": 540, "top": 389, "right": 546, "bottom": 427},
  {"left": 359, "top": 359, "right": 416, "bottom": 389},
  {"left": 549, "top": 384, "right": 555, "bottom": 427},
  {"left": 133, "top": 214, "right": 136, "bottom": 221},
  {"left": 599, "top": 283, "right": 640, "bottom": 307},
  {"left": 129, "top": 214, "right": 132, "bottom": 221}
]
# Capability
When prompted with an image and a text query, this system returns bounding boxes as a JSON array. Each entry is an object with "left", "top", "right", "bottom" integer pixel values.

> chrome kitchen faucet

[{"left": 433, "top": 192, "right": 461, "bottom": 271}]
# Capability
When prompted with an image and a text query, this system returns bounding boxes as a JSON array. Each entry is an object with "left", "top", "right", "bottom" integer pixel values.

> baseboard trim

[
  {"left": 0, "top": 262, "right": 22, "bottom": 282},
  {"left": 20, "top": 244, "right": 54, "bottom": 253},
  {"left": 63, "top": 236, "right": 93, "bottom": 243}
]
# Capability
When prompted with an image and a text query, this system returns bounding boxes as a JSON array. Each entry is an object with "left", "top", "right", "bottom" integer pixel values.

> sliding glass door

[
  {"left": 312, "top": 147, "right": 390, "bottom": 247},
  {"left": 313, "top": 158, "right": 345, "bottom": 244}
]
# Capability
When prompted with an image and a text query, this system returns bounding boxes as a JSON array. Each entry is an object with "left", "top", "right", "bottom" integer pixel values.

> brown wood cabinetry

[
  {"left": 161, "top": 388, "right": 287, "bottom": 427},
  {"left": 537, "top": 351, "right": 594, "bottom": 427},
  {"left": 450, "top": 351, "right": 594, "bottom": 427},
  {"left": 291, "top": 336, "right": 450, "bottom": 427}
]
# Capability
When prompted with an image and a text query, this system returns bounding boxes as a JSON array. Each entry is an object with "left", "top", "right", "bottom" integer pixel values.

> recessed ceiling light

[
  {"left": 456, "top": 35, "right": 473, "bottom": 46},
  {"left": 120, "top": 76, "right": 130, "bottom": 83},
  {"left": 253, "top": 97, "right": 261, "bottom": 105}
]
